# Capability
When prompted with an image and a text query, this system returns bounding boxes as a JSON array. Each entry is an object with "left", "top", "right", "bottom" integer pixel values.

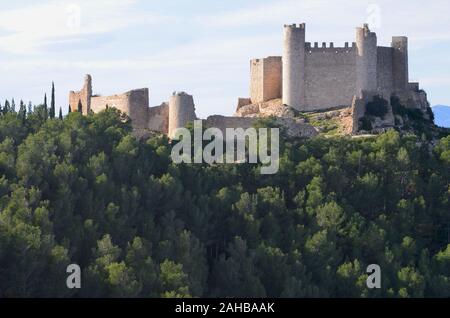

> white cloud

[
  {"left": 0, "top": 0, "right": 167, "bottom": 53},
  {"left": 197, "top": 0, "right": 450, "bottom": 47},
  {"left": 1, "top": 0, "right": 449, "bottom": 114}
]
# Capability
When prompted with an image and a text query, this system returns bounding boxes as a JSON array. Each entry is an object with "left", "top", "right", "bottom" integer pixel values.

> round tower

[
  {"left": 82, "top": 74, "right": 92, "bottom": 114},
  {"left": 168, "top": 92, "right": 196, "bottom": 139},
  {"left": 356, "top": 24, "right": 378, "bottom": 96},
  {"left": 282, "top": 23, "right": 306, "bottom": 111}
]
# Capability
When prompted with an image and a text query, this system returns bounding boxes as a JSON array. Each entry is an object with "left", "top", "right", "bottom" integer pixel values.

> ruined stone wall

[
  {"left": 237, "top": 98, "right": 252, "bottom": 111},
  {"left": 90, "top": 88, "right": 149, "bottom": 129},
  {"left": 128, "top": 89, "right": 150, "bottom": 129},
  {"left": 90, "top": 94, "right": 128, "bottom": 113},
  {"left": 205, "top": 115, "right": 318, "bottom": 138},
  {"left": 148, "top": 103, "right": 169, "bottom": 134},
  {"left": 69, "top": 75, "right": 92, "bottom": 114},
  {"left": 303, "top": 44, "right": 357, "bottom": 110}
]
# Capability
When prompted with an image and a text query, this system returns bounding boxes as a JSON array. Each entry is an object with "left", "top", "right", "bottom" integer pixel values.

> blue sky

[{"left": 1, "top": 0, "right": 449, "bottom": 118}]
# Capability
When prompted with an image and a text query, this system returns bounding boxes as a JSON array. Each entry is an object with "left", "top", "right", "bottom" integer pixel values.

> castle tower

[
  {"left": 391, "top": 36, "right": 409, "bottom": 91},
  {"left": 168, "top": 92, "right": 197, "bottom": 139},
  {"left": 356, "top": 24, "right": 378, "bottom": 96},
  {"left": 82, "top": 74, "right": 92, "bottom": 114},
  {"left": 282, "top": 23, "right": 305, "bottom": 110},
  {"left": 69, "top": 74, "right": 92, "bottom": 115}
]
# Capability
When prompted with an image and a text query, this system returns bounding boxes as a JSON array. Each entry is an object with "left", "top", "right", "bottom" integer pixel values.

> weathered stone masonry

[
  {"left": 69, "top": 23, "right": 428, "bottom": 138},
  {"left": 69, "top": 76, "right": 196, "bottom": 137},
  {"left": 244, "top": 23, "right": 419, "bottom": 112}
]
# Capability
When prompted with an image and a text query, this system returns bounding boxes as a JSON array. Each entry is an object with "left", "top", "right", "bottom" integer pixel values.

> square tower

[{"left": 250, "top": 56, "right": 282, "bottom": 104}]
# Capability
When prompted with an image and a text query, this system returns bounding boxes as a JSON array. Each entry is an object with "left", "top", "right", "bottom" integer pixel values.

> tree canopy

[{"left": 0, "top": 106, "right": 449, "bottom": 298}]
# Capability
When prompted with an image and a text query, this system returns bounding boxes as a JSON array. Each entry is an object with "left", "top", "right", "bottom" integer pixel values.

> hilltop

[{"left": 0, "top": 106, "right": 449, "bottom": 297}]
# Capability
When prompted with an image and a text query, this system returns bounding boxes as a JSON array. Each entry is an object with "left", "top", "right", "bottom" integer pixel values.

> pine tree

[
  {"left": 19, "top": 100, "right": 26, "bottom": 121},
  {"left": 50, "top": 82, "right": 56, "bottom": 119},
  {"left": 59, "top": 107, "right": 63, "bottom": 120},
  {"left": 28, "top": 102, "right": 33, "bottom": 114},
  {"left": 4, "top": 99, "right": 10, "bottom": 114}
]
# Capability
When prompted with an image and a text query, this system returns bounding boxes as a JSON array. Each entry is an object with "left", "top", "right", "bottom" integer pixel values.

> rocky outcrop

[
  {"left": 205, "top": 115, "right": 318, "bottom": 138},
  {"left": 235, "top": 99, "right": 295, "bottom": 118}
]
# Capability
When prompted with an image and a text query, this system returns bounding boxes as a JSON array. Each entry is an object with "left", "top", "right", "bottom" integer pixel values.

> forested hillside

[{"left": 0, "top": 105, "right": 449, "bottom": 298}]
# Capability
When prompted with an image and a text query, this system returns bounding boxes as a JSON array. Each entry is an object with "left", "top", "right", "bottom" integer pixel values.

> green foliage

[{"left": 0, "top": 107, "right": 448, "bottom": 298}]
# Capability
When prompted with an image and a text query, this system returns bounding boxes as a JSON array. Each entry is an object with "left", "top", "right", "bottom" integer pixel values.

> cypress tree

[
  {"left": 11, "top": 98, "right": 16, "bottom": 113},
  {"left": 43, "top": 94, "right": 48, "bottom": 119},
  {"left": 59, "top": 107, "right": 63, "bottom": 120},
  {"left": 50, "top": 81, "right": 56, "bottom": 118},
  {"left": 78, "top": 100, "right": 82, "bottom": 113},
  {"left": 68, "top": 105, "right": 72, "bottom": 113}
]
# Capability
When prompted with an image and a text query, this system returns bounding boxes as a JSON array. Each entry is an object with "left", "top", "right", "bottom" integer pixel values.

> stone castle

[
  {"left": 69, "top": 75, "right": 196, "bottom": 138},
  {"left": 69, "top": 23, "right": 430, "bottom": 137}
]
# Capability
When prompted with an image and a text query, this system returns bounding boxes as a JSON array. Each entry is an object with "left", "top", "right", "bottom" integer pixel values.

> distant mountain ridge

[{"left": 433, "top": 105, "right": 450, "bottom": 128}]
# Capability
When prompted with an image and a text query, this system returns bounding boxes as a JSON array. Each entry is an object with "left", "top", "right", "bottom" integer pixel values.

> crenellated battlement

[
  {"left": 248, "top": 23, "right": 412, "bottom": 112},
  {"left": 284, "top": 23, "right": 306, "bottom": 29},
  {"left": 305, "top": 42, "right": 356, "bottom": 52}
]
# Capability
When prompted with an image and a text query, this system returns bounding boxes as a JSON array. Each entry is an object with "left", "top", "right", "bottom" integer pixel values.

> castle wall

[
  {"left": 376, "top": 46, "right": 394, "bottom": 98},
  {"left": 204, "top": 115, "right": 318, "bottom": 138},
  {"left": 241, "top": 24, "right": 416, "bottom": 116},
  {"left": 90, "top": 95, "right": 129, "bottom": 113},
  {"left": 303, "top": 45, "right": 357, "bottom": 110},
  {"left": 90, "top": 88, "right": 149, "bottom": 129},
  {"left": 148, "top": 103, "right": 169, "bottom": 134},
  {"left": 128, "top": 89, "right": 150, "bottom": 129}
]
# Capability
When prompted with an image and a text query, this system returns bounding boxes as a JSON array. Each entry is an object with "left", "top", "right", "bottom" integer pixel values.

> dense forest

[{"left": 0, "top": 98, "right": 449, "bottom": 298}]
